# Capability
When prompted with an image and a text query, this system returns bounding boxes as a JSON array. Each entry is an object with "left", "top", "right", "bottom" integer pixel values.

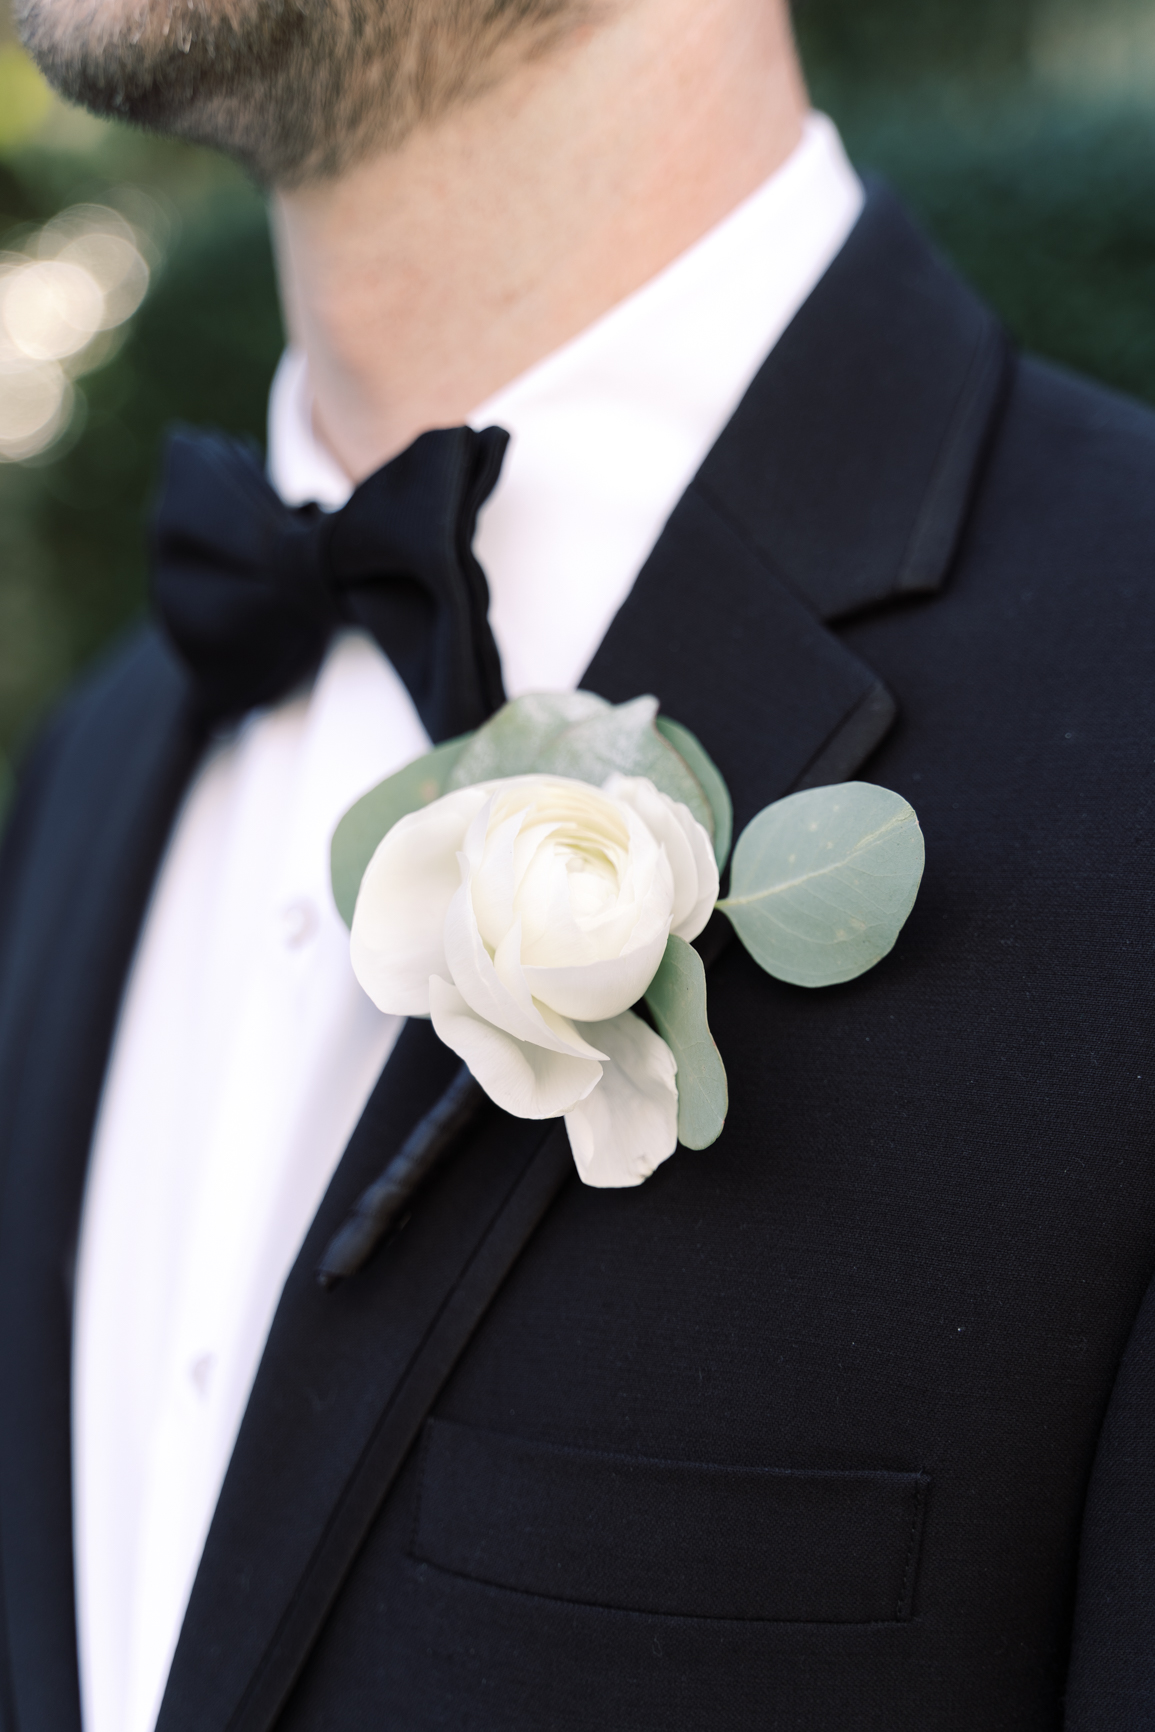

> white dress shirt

[{"left": 72, "top": 111, "right": 862, "bottom": 1732}]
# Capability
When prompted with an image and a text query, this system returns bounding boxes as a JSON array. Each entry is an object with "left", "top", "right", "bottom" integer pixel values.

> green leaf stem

[
  {"left": 717, "top": 783, "right": 924, "bottom": 988},
  {"left": 645, "top": 934, "right": 729, "bottom": 1149}
]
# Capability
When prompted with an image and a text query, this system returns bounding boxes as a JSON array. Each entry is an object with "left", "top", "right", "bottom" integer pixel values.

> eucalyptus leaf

[
  {"left": 330, "top": 734, "right": 472, "bottom": 928},
  {"left": 644, "top": 934, "right": 728, "bottom": 1150},
  {"left": 656, "top": 715, "right": 733, "bottom": 870},
  {"left": 449, "top": 691, "right": 717, "bottom": 842},
  {"left": 539, "top": 696, "right": 715, "bottom": 837},
  {"left": 717, "top": 782, "right": 924, "bottom": 988},
  {"left": 446, "top": 691, "right": 608, "bottom": 788}
]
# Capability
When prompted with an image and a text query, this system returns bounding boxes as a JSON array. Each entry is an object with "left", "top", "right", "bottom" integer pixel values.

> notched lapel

[
  {"left": 694, "top": 182, "right": 1010, "bottom": 624},
  {"left": 0, "top": 631, "right": 207, "bottom": 1732},
  {"left": 590, "top": 182, "right": 1010, "bottom": 830}
]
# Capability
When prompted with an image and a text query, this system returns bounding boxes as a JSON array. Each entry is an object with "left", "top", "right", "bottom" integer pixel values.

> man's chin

[
  {"left": 15, "top": 0, "right": 379, "bottom": 184},
  {"left": 17, "top": 0, "right": 584, "bottom": 187}
]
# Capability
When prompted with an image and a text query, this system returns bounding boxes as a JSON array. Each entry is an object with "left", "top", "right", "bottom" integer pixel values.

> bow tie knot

[{"left": 151, "top": 421, "right": 509, "bottom": 741}]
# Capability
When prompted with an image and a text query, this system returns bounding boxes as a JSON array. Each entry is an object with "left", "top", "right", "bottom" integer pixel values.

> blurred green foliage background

[{"left": 1, "top": 0, "right": 1154, "bottom": 804}]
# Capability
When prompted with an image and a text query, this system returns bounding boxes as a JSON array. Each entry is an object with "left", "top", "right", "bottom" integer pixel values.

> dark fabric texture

[
  {"left": 152, "top": 422, "right": 508, "bottom": 736},
  {"left": 2, "top": 183, "right": 1155, "bottom": 1731}
]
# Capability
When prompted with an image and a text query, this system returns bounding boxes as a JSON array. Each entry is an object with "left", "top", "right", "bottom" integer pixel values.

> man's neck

[{"left": 270, "top": 0, "right": 808, "bottom": 482}]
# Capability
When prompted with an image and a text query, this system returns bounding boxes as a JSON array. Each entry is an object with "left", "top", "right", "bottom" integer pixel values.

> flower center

[{"left": 481, "top": 778, "right": 651, "bottom": 966}]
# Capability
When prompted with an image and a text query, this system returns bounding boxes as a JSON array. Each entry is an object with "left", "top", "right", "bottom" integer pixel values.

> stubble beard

[{"left": 16, "top": 0, "right": 581, "bottom": 186}]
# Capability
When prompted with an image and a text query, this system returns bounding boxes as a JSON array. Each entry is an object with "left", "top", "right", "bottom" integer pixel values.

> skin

[
  {"left": 21, "top": 0, "right": 808, "bottom": 479},
  {"left": 273, "top": 0, "right": 808, "bottom": 476}
]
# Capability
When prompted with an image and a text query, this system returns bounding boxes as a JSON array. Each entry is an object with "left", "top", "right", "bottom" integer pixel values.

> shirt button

[
  {"left": 189, "top": 1353, "right": 216, "bottom": 1400},
  {"left": 279, "top": 897, "right": 319, "bottom": 950}
]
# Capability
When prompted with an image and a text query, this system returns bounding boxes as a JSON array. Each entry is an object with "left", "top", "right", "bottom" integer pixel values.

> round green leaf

[
  {"left": 717, "top": 782, "right": 924, "bottom": 988},
  {"left": 644, "top": 934, "right": 728, "bottom": 1149}
]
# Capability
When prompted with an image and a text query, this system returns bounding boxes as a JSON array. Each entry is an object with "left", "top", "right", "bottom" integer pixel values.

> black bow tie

[{"left": 150, "top": 422, "right": 509, "bottom": 741}]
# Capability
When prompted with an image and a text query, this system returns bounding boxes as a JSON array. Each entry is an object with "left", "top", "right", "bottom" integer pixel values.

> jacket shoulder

[
  {"left": 0, "top": 627, "right": 195, "bottom": 989},
  {"left": 983, "top": 354, "right": 1155, "bottom": 555}
]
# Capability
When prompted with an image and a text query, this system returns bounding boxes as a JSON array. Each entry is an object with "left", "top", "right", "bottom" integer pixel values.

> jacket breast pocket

[{"left": 411, "top": 1418, "right": 928, "bottom": 1623}]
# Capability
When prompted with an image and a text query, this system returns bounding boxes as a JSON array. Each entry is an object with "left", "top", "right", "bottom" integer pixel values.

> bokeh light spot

[
  {"left": 0, "top": 358, "right": 73, "bottom": 461},
  {"left": 0, "top": 205, "right": 155, "bottom": 462}
]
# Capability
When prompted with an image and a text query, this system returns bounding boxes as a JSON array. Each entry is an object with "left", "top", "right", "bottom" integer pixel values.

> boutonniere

[{"left": 330, "top": 693, "right": 923, "bottom": 1194}]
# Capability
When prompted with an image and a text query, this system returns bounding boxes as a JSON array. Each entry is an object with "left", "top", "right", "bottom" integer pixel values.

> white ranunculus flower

[{"left": 350, "top": 772, "right": 719, "bottom": 1187}]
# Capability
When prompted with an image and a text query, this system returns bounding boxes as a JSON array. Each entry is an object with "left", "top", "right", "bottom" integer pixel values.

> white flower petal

[
  {"left": 522, "top": 924, "right": 669, "bottom": 1022},
  {"left": 467, "top": 805, "right": 524, "bottom": 952},
  {"left": 429, "top": 977, "right": 603, "bottom": 1119},
  {"left": 506, "top": 781, "right": 645, "bottom": 966},
  {"left": 350, "top": 786, "right": 490, "bottom": 1015},
  {"left": 672, "top": 812, "right": 721, "bottom": 940},
  {"left": 445, "top": 878, "right": 607, "bottom": 1061},
  {"left": 563, "top": 1009, "right": 679, "bottom": 1188},
  {"left": 604, "top": 775, "right": 718, "bottom": 941}
]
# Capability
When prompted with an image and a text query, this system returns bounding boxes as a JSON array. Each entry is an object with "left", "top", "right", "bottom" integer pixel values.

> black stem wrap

[{"left": 316, "top": 1065, "right": 488, "bottom": 1289}]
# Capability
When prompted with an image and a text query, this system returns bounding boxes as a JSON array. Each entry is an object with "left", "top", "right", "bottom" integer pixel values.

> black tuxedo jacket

[{"left": 2, "top": 185, "right": 1154, "bottom": 1732}]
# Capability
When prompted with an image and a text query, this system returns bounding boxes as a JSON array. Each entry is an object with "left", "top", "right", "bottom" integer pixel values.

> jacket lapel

[
  {"left": 156, "top": 184, "right": 1010, "bottom": 1732},
  {"left": 0, "top": 634, "right": 208, "bottom": 1732},
  {"left": 587, "top": 181, "right": 1009, "bottom": 831},
  {"left": 693, "top": 180, "right": 1008, "bottom": 625},
  {"left": 586, "top": 481, "right": 896, "bottom": 831}
]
